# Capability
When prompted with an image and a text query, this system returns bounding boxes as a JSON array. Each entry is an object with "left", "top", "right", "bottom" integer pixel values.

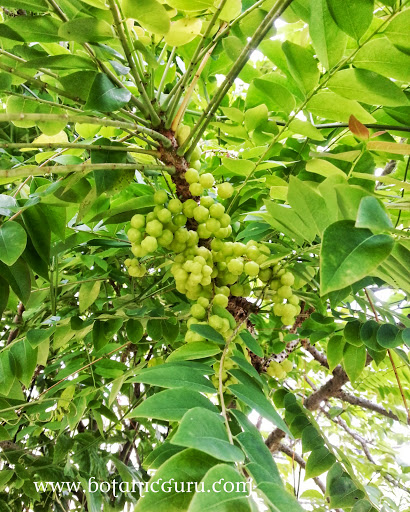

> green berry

[
  {"left": 217, "top": 182, "right": 234, "bottom": 199},
  {"left": 173, "top": 213, "right": 187, "bottom": 227},
  {"left": 154, "top": 189, "right": 168, "bottom": 204},
  {"left": 130, "top": 214, "right": 145, "bottom": 229},
  {"left": 157, "top": 208, "right": 172, "bottom": 224},
  {"left": 214, "top": 293, "right": 229, "bottom": 308},
  {"left": 199, "top": 173, "right": 214, "bottom": 189},
  {"left": 127, "top": 228, "right": 142, "bottom": 243},
  {"left": 227, "top": 258, "right": 244, "bottom": 276},
  {"left": 193, "top": 205, "right": 209, "bottom": 223},
  {"left": 189, "top": 183, "right": 203, "bottom": 196},
  {"left": 206, "top": 218, "right": 221, "bottom": 233},
  {"left": 209, "top": 203, "right": 225, "bottom": 218},
  {"left": 191, "top": 145, "right": 201, "bottom": 161},
  {"left": 183, "top": 199, "right": 198, "bottom": 218},
  {"left": 244, "top": 261, "right": 260, "bottom": 276},
  {"left": 185, "top": 168, "right": 199, "bottom": 184},
  {"left": 278, "top": 285, "right": 292, "bottom": 299},
  {"left": 141, "top": 236, "right": 158, "bottom": 253},
  {"left": 191, "top": 303, "right": 206, "bottom": 319},
  {"left": 146, "top": 220, "right": 163, "bottom": 237},
  {"left": 168, "top": 198, "right": 183, "bottom": 214},
  {"left": 197, "top": 297, "right": 209, "bottom": 308},
  {"left": 230, "top": 283, "right": 243, "bottom": 296},
  {"left": 281, "top": 271, "right": 295, "bottom": 286}
]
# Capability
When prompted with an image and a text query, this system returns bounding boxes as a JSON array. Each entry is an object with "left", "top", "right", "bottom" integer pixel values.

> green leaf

[
  {"left": 10, "top": 339, "right": 38, "bottom": 388},
  {"left": 320, "top": 220, "right": 394, "bottom": 295},
  {"left": 327, "top": 464, "right": 365, "bottom": 508},
  {"left": 239, "top": 330, "right": 263, "bottom": 357},
  {"left": 164, "top": 18, "right": 202, "bottom": 47},
  {"left": 187, "top": 464, "right": 252, "bottom": 512},
  {"left": 190, "top": 324, "right": 225, "bottom": 344},
  {"left": 147, "top": 318, "right": 162, "bottom": 340},
  {"left": 167, "top": 341, "right": 221, "bottom": 361},
  {"left": 22, "top": 205, "right": 51, "bottom": 264},
  {"left": 91, "top": 139, "right": 131, "bottom": 196},
  {"left": 282, "top": 41, "right": 319, "bottom": 95},
  {"left": 58, "top": 17, "right": 114, "bottom": 43},
  {"left": 302, "top": 425, "right": 325, "bottom": 453},
  {"left": 309, "top": 0, "right": 347, "bottom": 70},
  {"left": 307, "top": 92, "right": 376, "bottom": 123},
  {"left": 130, "top": 365, "right": 215, "bottom": 393},
  {"left": 352, "top": 500, "right": 374, "bottom": 512},
  {"left": 288, "top": 119, "right": 325, "bottom": 141},
  {"left": 305, "top": 158, "right": 346, "bottom": 178},
  {"left": 327, "top": 0, "right": 373, "bottom": 40},
  {"left": 305, "top": 446, "right": 336, "bottom": 479},
  {"left": 228, "top": 375, "right": 290, "bottom": 435},
  {"left": 360, "top": 320, "right": 383, "bottom": 351},
  {"left": 166, "top": 0, "right": 213, "bottom": 10},
  {"left": 257, "top": 483, "right": 306, "bottom": 512},
  {"left": 0, "top": 221, "right": 27, "bottom": 266},
  {"left": 135, "top": 449, "right": 218, "bottom": 512},
  {"left": 85, "top": 74, "right": 131, "bottom": 112},
  {"left": 344, "top": 320, "right": 363, "bottom": 347},
  {"left": 384, "top": 9, "right": 410, "bottom": 52},
  {"left": 79, "top": 281, "right": 101, "bottom": 313},
  {"left": 287, "top": 177, "right": 329, "bottom": 235},
  {"left": 26, "top": 326, "right": 55, "bottom": 348},
  {"left": 0, "top": 15, "right": 61, "bottom": 42},
  {"left": 0, "top": 258, "right": 31, "bottom": 304},
  {"left": 343, "top": 343, "right": 366, "bottom": 383},
  {"left": 221, "top": 158, "right": 256, "bottom": 176},
  {"left": 354, "top": 37, "right": 410, "bottom": 82},
  {"left": 356, "top": 196, "right": 393, "bottom": 232},
  {"left": 245, "top": 104, "right": 268, "bottom": 132},
  {"left": 22, "top": 54, "right": 96, "bottom": 70},
  {"left": 328, "top": 69, "right": 408, "bottom": 107},
  {"left": 0, "top": 351, "right": 15, "bottom": 396},
  {"left": 327, "top": 335, "right": 345, "bottom": 372},
  {"left": 126, "top": 319, "right": 143, "bottom": 343},
  {"left": 246, "top": 76, "right": 296, "bottom": 114},
  {"left": 376, "top": 323, "right": 401, "bottom": 349},
  {"left": 128, "top": 388, "right": 218, "bottom": 421},
  {"left": 0, "top": 0, "right": 48, "bottom": 12},
  {"left": 121, "top": 0, "right": 170, "bottom": 35},
  {"left": 171, "top": 408, "right": 244, "bottom": 462},
  {"left": 0, "top": 276, "right": 9, "bottom": 318},
  {"left": 236, "top": 431, "right": 282, "bottom": 485}
]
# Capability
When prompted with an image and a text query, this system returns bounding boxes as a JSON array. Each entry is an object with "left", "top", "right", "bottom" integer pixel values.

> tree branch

[{"left": 335, "top": 391, "right": 409, "bottom": 424}]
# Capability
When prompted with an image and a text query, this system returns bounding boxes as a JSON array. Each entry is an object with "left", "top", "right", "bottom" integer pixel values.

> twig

[
  {"left": 0, "top": 163, "right": 174, "bottom": 181},
  {"left": 0, "top": 142, "right": 159, "bottom": 156}
]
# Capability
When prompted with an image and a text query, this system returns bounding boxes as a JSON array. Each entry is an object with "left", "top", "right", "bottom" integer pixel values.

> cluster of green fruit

[
  {"left": 267, "top": 358, "right": 293, "bottom": 379},
  {"left": 124, "top": 129, "right": 303, "bottom": 368},
  {"left": 210, "top": 339, "right": 251, "bottom": 391},
  {"left": 268, "top": 269, "right": 301, "bottom": 326}
]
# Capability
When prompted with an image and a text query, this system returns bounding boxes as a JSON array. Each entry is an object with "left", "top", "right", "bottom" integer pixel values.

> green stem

[
  {"left": 157, "top": 47, "right": 176, "bottom": 102},
  {"left": 109, "top": 0, "right": 161, "bottom": 126},
  {"left": 0, "top": 62, "right": 82, "bottom": 103},
  {"left": 165, "top": 0, "right": 229, "bottom": 123},
  {"left": 0, "top": 113, "right": 171, "bottom": 146},
  {"left": 0, "top": 48, "right": 59, "bottom": 80},
  {"left": 180, "top": 0, "right": 294, "bottom": 158},
  {"left": 0, "top": 142, "right": 159, "bottom": 155},
  {"left": 6, "top": 90, "right": 83, "bottom": 114},
  {"left": 0, "top": 163, "right": 175, "bottom": 181}
]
